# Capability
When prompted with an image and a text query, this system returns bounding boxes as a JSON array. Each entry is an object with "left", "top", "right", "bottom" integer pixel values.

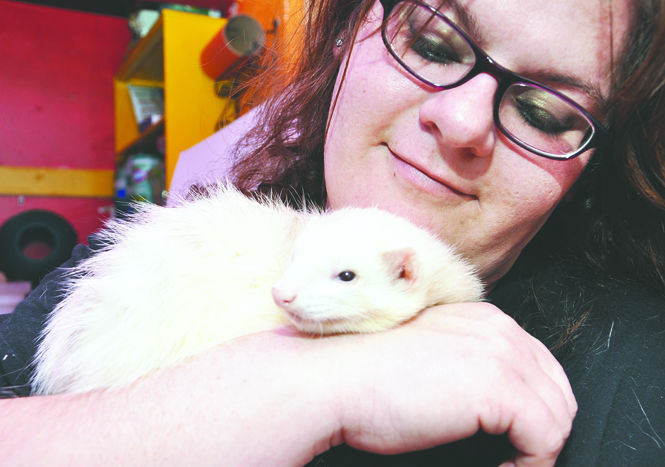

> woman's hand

[{"left": 329, "top": 302, "right": 577, "bottom": 467}]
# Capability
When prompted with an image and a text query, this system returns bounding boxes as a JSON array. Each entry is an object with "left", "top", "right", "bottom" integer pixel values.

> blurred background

[{"left": 0, "top": 0, "right": 300, "bottom": 310}]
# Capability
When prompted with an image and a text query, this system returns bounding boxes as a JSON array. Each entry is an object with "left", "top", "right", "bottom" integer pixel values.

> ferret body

[{"left": 31, "top": 185, "right": 483, "bottom": 395}]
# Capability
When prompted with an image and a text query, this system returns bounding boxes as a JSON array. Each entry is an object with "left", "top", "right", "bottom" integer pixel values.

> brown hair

[
  {"left": 528, "top": 0, "right": 665, "bottom": 293},
  {"left": 231, "top": 0, "right": 375, "bottom": 206},
  {"left": 232, "top": 0, "right": 665, "bottom": 294}
]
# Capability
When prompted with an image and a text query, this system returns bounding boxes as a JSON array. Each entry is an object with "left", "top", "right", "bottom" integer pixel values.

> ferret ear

[{"left": 382, "top": 248, "right": 418, "bottom": 285}]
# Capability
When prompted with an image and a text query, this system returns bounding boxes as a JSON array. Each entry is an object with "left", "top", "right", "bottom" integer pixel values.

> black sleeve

[
  {"left": 0, "top": 241, "right": 98, "bottom": 397},
  {"left": 554, "top": 288, "right": 665, "bottom": 466},
  {"left": 490, "top": 261, "right": 665, "bottom": 467}
]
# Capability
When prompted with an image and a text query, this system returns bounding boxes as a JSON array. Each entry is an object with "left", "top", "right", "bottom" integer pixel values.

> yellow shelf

[
  {"left": 114, "top": 10, "right": 233, "bottom": 189},
  {"left": 0, "top": 166, "right": 114, "bottom": 198},
  {"left": 113, "top": 4, "right": 306, "bottom": 190},
  {"left": 116, "top": 118, "right": 165, "bottom": 159},
  {"left": 115, "top": 16, "right": 165, "bottom": 82}
]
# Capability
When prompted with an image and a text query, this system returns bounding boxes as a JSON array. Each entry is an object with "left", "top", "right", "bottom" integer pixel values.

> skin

[
  {"left": 325, "top": 0, "right": 632, "bottom": 288},
  {"left": 1, "top": 1, "right": 633, "bottom": 465},
  {"left": 3, "top": 306, "right": 574, "bottom": 466}
]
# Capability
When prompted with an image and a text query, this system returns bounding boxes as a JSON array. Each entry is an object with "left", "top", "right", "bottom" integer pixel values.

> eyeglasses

[{"left": 379, "top": 0, "right": 609, "bottom": 160}]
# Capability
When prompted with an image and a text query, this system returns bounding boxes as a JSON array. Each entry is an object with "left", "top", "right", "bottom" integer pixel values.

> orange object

[{"left": 200, "top": 14, "right": 265, "bottom": 80}]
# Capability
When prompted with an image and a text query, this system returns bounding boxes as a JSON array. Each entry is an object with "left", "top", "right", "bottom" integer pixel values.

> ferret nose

[{"left": 272, "top": 286, "right": 296, "bottom": 307}]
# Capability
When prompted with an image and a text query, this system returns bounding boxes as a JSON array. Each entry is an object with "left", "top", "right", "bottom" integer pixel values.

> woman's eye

[
  {"left": 405, "top": 16, "right": 465, "bottom": 65},
  {"left": 516, "top": 98, "right": 572, "bottom": 135},
  {"left": 337, "top": 270, "right": 356, "bottom": 282},
  {"left": 410, "top": 33, "right": 460, "bottom": 64}
]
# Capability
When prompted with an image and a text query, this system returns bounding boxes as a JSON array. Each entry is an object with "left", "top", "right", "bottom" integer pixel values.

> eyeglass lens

[{"left": 383, "top": 0, "right": 595, "bottom": 158}]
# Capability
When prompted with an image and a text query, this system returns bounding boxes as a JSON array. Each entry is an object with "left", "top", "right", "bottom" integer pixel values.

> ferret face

[{"left": 272, "top": 209, "right": 426, "bottom": 334}]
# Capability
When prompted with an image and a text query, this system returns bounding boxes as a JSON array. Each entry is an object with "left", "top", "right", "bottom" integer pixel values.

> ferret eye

[{"left": 337, "top": 270, "right": 356, "bottom": 282}]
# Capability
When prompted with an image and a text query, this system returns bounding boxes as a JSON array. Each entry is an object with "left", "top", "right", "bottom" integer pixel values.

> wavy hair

[{"left": 231, "top": 0, "right": 374, "bottom": 205}]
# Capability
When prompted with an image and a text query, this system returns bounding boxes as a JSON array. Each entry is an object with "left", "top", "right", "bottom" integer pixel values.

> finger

[
  {"left": 503, "top": 385, "right": 569, "bottom": 467},
  {"left": 431, "top": 304, "right": 577, "bottom": 421},
  {"left": 525, "top": 333, "right": 578, "bottom": 418},
  {"left": 427, "top": 303, "right": 576, "bottom": 421},
  {"left": 501, "top": 334, "right": 576, "bottom": 435},
  {"left": 404, "top": 303, "right": 575, "bottom": 459}
]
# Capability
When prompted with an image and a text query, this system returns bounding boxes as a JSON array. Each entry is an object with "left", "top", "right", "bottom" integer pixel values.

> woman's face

[{"left": 324, "top": 0, "right": 631, "bottom": 287}]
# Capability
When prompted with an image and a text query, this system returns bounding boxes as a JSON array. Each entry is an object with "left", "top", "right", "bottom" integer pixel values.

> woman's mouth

[{"left": 388, "top": 148, "right": 477, "bottom": 200}]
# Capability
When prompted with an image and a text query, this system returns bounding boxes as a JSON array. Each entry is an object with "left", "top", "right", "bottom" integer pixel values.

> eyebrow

[
  {"left": 437, "top": 0, "right": 609, "bottom": 113},
  {"left": 528, "top": 71, "right": 608, "bottom": 113},
  {"left": 437, "top": 0, "right": 487, "bottom": 47}
]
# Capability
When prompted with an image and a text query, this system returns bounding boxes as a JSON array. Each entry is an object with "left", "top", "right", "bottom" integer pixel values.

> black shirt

[
  {"left": 0, "top": 241, "right": 99, "bottom": 397},
  {"left": 2, "top": 244, "right": 664, "bottom": 466}
]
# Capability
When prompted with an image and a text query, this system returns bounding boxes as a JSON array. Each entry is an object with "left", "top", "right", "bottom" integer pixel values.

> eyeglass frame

[{"left": 377, "top": 0, "right": 610, "bottom": 160}]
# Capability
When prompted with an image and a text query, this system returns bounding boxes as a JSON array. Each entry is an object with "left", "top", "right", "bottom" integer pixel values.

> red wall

[{"left": 0, "top": 0, "right": 131, "bottom": 242}]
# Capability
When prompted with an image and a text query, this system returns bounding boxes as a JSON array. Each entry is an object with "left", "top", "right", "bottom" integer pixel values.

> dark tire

[{"left": 0, "top": 210, "right": 77, "bottom": 286}]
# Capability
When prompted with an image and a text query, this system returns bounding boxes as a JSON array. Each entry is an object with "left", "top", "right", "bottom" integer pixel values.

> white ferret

[{"left": 31, "top": 185, "right": 483, "bottom": 395}]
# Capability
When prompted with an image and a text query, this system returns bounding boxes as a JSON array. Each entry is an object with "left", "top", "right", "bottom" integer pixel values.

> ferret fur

[{"left": 31, "top": 185, "right": 483, "bottom": 395}]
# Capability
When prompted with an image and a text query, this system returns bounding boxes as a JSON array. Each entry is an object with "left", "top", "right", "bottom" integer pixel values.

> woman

[
  {"left": 1, "top": 0, "right": 664, "bottom": 465},
  {"left": 233, "top": 0, "right": 665, "bottom": 462}
]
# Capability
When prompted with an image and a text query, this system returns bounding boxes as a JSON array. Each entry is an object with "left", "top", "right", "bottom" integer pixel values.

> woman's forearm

[
  {"left": 2, "top": 303, "right": 576, "bottom": 466},
  {"left": 1, "top": 329, "right": 343, "bottom": 466}
]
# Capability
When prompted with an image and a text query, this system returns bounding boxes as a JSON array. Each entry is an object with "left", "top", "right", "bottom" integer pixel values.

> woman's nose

[{"left": 418, "top": 73, "right": 498, "bottom": 157}]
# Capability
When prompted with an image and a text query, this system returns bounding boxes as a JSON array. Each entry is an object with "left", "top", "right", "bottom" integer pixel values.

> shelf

[
  {"left": 114, "top": 10, "right": 234, "bottom": 189},
  {"left": 0, "top": 166, "right": 114, "bottom": 198},
  {"left": 116, "top": 118, "right": 165, "bottom": 159},
  {"left": 115, "top": 16, "right": 165, "bottom": 82}
]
